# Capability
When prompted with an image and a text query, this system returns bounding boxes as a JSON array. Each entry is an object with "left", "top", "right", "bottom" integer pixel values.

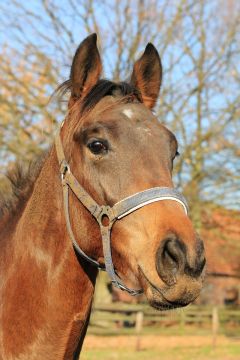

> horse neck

[{"left": 9, "top": 146, "right": 98, "bottom": 356}]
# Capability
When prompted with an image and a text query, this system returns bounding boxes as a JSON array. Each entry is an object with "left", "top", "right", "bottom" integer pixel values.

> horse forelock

[
  {"left": 58, "top": 79, "right": 142, "bottom": 156},
  {"left": 57, "top": 78, "right": 141, "bottom": 114}
]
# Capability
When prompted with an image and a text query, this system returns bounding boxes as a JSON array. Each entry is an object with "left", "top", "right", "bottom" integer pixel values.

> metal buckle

[
  {"left": 96, "top": 206, "right": 115, "bottom": 226},
  {"left": 60, "top": 160, "right": 70, "bottom": 182},
  {"left": 115, "top": 282, "right": 127, "bottom": 291}
]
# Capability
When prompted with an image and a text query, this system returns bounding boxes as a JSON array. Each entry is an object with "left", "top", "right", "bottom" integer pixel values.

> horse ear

[
  {"left": 130, "top": 43, "right": 162, "bottom": 109},
  {"left": 70, "top": 33, "right": 102, "bottom": 101}
]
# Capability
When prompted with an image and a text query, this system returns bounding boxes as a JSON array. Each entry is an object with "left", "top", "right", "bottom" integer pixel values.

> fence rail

[{"left": 89, "top": 303, "right": 240, "bottom": 340}]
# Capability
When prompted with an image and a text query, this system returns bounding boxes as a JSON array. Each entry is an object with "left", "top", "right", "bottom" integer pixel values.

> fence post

[
  {"left": 179, "top": 310, "right": 186, "bottom": 334},
  {"left": 212, "top": 306, "right": 219, "bottom": 348},
  {"left": 135, "top": 311, "right": 144, "bottom": 351}
]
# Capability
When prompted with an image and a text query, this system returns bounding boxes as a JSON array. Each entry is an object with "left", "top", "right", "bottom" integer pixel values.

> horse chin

[
  {"left": 147, "top": 288, "right": 191, "bottom": 311},
  {"left": 138, "top": 267, "right": 202, "bottom": 311}
]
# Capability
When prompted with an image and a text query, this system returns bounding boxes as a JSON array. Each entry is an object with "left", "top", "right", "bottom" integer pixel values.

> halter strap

[
  {"left": 112, "top": 187, "right": 188, "bottom": 219},
  {"left": 55, "top": 131, "right": 188, "bottom": 296}
]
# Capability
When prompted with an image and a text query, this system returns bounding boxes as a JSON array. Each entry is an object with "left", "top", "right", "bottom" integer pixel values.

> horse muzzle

[
  {"left": 138, "top": 233, "right": 206, "bottom": 309},
  {"left": 139, "top": 265, "right": 205, "bottom": 310}
]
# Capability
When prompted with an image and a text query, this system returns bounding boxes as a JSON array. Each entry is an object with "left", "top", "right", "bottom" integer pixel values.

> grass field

[
  {"left": 82, "top": 303, "right": 240, "bottom": 359},
  {"left": 81, "top": 335, "right": 240, "bottom": 360}
]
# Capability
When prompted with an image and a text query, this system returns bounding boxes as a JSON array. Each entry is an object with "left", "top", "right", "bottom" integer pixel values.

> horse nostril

[
  {"left": 156, "top": 234, "right": 186, "bottom": 286},
  {"left": 185, "top": 241, "right": 206, "bottom": 278}
]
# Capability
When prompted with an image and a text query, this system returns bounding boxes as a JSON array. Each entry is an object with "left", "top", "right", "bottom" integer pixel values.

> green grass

[{"left": 81, "top": 343, "right": 240, "bottom": 360}]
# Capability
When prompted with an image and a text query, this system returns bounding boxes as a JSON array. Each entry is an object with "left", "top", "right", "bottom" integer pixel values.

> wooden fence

[{"left": 89, "top": 303, "right": 240, "bottom": 343}]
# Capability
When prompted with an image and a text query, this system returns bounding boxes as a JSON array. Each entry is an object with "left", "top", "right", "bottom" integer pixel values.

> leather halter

[{"left": 55, "top": 130, "right": 189, "bottom": 296}]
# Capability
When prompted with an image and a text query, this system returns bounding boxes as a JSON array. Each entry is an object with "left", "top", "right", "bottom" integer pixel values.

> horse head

[{"left": 58, "top": 34, "right": 205, "bottom": 310}]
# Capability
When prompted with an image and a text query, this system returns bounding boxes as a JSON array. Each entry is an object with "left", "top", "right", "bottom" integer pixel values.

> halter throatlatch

[{"left": 55, "top": 131, "right": 189, "bottom": 296}]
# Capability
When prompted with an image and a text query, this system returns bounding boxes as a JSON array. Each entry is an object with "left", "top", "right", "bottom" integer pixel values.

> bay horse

[{"left": 0, "top": 34, "right": 205, "bottom": 359}]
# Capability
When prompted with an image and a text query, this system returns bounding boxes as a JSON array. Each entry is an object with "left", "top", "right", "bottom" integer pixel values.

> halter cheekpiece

[{"left": 55, "top": 130, "right": 188, "bottom": 296}]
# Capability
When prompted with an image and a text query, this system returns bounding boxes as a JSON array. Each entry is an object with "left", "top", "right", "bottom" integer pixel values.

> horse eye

[{"left": 87, "top": 140, "right": 108, "bottom": 155}]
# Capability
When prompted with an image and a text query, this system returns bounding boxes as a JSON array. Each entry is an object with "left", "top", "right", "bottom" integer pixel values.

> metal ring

[{"left": 60, "top": 160, "right": 70, "bottom": 181}]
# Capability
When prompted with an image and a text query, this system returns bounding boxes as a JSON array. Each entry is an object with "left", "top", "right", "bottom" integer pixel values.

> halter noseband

[{"left": 55, "top": 131, "right": 188, "bottom": 296}]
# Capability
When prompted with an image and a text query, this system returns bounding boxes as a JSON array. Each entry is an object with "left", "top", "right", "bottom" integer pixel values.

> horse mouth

[{"left": 138, "top": 267, "right": 194, "bottom": 310}]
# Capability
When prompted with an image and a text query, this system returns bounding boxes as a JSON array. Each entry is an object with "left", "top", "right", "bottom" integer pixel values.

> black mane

[
  {"left": 82, "top": 79, "right": 142, "bottom": 111},
  {"left": 57, "top": 79, "right": 142, "bottom": 112}
]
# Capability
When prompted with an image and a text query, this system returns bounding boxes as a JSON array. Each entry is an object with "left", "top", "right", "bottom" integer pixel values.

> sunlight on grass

[{"left": 81, "top": 341, "right": 240, "bottom": 360}]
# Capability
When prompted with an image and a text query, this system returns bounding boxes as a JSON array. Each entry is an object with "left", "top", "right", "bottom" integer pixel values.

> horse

[{"left": 0, "top": 34, "right": 205, "bottom": 359}]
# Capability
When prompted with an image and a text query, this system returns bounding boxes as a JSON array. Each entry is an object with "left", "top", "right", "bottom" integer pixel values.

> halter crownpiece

[{"left": 55, "top": 130, "right": 189, "bottom": 296}]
